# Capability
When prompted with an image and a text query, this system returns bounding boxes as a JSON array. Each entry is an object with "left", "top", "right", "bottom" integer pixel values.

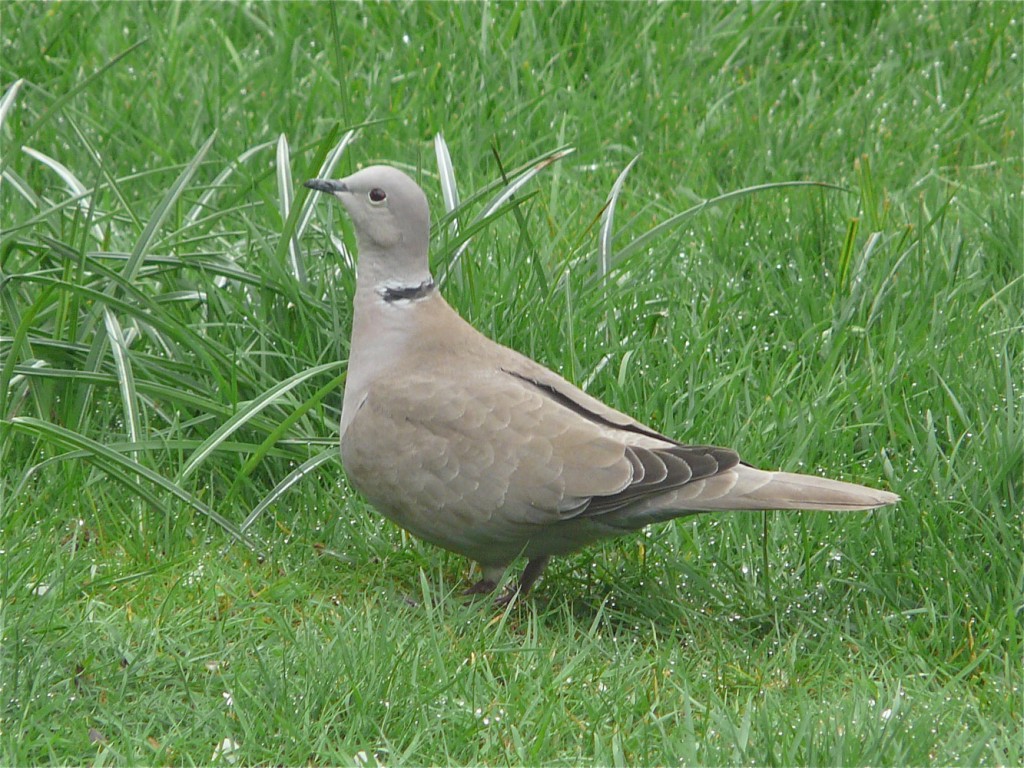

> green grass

[{"left": 2, "top": 1, "right": 1021, "bottom": 764}]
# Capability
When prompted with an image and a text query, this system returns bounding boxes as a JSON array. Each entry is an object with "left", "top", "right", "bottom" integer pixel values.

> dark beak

[{"left": 304, "top": 179, "right": 347, "bottom": 194}]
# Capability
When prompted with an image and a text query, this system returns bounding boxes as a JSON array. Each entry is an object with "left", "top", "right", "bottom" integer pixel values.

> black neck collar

[{"left": 380, "top": 279, "right": 435, "bottom": 303}]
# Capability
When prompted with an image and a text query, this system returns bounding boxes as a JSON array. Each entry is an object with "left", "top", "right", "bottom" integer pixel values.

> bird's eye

[{"left": 368, "top": 188, "right": 387, "bottom": 204}]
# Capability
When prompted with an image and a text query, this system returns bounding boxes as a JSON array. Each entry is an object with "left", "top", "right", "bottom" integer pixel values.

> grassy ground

[{"left": 2, "top": 2, "right": 1021, "bottom": 765}]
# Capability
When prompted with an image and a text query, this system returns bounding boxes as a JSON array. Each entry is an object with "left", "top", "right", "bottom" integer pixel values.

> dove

[{"left": 304, "top": 165, "right": 898, "bottom": 603}]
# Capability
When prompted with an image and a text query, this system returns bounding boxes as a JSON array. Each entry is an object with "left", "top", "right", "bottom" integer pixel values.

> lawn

[{"left": 1, "top": 2, "right": 1021, "bottom": 765}]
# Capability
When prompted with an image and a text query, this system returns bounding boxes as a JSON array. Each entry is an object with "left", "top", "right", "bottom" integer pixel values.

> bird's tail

[
  {"left": 648, "top": 463, "right": 898, "bottom": 514},
  {"left": 726, "top": 466, "right": 898, "bottom": 510}
]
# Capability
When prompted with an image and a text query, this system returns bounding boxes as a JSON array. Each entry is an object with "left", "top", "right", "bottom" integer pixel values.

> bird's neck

[
  {"left": 342, "top": 267, "right": 445, "bottom": 437},
  {"left": 354, "top": 245, "right": 432, "bottom": 294}
]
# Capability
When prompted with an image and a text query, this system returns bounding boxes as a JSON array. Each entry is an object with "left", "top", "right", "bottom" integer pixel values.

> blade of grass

[
  {"left": 0, "top": 79, "right": 23, "bottom": 131},
  {"left": 66, "top": 112, "right": 139, "bottom": 231},
  {"left": 101, "top": 307, "right": 142, "bottom": 445},
  {"left": 9, "top": 416, "right": 251, "bottom": 547},
  {"left": 121, "top": 131, "right": 218, "bottom": 285},
  {"left": 445, "top": 147, "right": 576, "bottom": 276},
  {"left": 0, "top": 278, "right": 52, "bottom": 420},
  {"left": 296, "top": 127, "right": 355, "bottom": 240},
  {"left": 606, "top": 180, "right": 849, "bottom": 277},
  {"left": 434, "top": 133, "right": 461, "bottom": 233},
  {"left": 229, "top": 369, "right": 347, "bottom": 497},
  {"left": 68, "top": 132, "right": 218, "bottom": 430},
  {"left": 11, "top": 437, "right": 300, "bottom": 502},
  {"left": 275, "top": 133, "right": 306, "bottom": 285},
  {"left": 10, "top": 270, "right": 236, "bottom": 375},
  {"left": 177, "top": 361, "right": 344, "bottom": 482},
  {"left": 0, "top": 39, "right": 146, "bottom": 177},
  {"left": 22, "top": 146, "right": 89, "bottom": 198},
  {"left": 240, "top": 447, "right": 339, "bottom": 532},
  {"left": 598, "top": 154, "right": 641, "bottom": 279},
  {"left": 184, "top": 139, "right": 276, "bottom": 228}
]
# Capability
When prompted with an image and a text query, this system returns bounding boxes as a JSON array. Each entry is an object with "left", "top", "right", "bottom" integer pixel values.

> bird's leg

[
  {"left": 518, "top": 556, "right": 551, "bottom": 595},
  {"left": 494, "top": 556, "right": 551, "bottom": 607}
]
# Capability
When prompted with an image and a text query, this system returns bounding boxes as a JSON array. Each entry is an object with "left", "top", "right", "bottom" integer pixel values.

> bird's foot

[
  {"left": 493, "top": 586, "right": 520, "bottom": 608},
  {"left": 493, "top": 556, "right": 552, "bottom": 608},
  {"left": 461, "top": 579, "right": 498, "bottom": 597}
]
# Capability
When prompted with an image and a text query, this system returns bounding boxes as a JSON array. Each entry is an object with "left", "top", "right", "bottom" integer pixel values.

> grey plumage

[{"left": 305, "top": 166, "right": 899, "bottom": 601}]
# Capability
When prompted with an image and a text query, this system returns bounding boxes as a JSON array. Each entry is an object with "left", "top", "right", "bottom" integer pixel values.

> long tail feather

[
  {"left": 642, "top": 464, "right": 898, "bottom": 515},
  {"left": 723, "top": 467, "right": 899, "bottom": 511}
]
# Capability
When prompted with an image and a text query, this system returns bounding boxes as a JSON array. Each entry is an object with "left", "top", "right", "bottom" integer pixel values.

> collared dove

[{"left": 305, "top": 166, "right": 898, "bottom": 602}]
